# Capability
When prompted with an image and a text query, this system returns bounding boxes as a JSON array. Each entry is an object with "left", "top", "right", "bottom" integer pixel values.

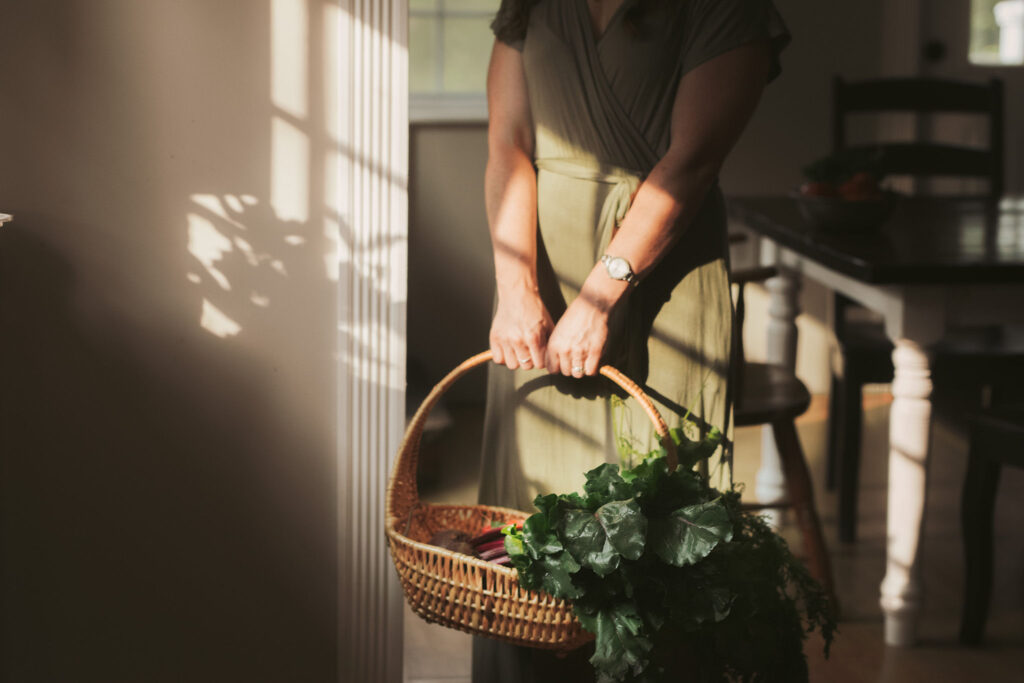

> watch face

[{"left": 607, "top": 257, "right": 630, "bottom": 279}]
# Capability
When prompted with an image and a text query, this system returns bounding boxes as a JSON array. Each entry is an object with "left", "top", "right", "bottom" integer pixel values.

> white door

[{"left": 919, "top": 0, "right": 1024, "bottom": 193}]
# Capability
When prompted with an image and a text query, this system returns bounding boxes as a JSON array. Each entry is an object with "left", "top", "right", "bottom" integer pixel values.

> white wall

[{"left": 0, "top": 1, "right": 340, "bottom": 680}]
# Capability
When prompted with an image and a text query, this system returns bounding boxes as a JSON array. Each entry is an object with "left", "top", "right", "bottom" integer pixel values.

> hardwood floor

[{"left": 403, "top": 394, "right": 1024, "bottom": 682}]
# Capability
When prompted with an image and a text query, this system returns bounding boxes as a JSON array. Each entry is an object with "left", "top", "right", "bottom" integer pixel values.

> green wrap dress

[{"left": 475, "top": 0, "right": 789, "bottom": 679}]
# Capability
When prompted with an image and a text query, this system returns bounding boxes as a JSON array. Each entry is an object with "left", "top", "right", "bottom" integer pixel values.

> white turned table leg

[
  {"left": 880, "top": 339, "right": 934, "bottom": 646},
  {"left": 756, "top": 268, "right": 800, "bottom": 518}
]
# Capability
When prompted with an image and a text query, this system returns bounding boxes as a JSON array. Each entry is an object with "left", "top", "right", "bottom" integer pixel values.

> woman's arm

[
  {"left": 485, "top": 40, "right": 553, "bottom": 370},
  {"left": 545, "top": 39, "right": 773, "bottom": 377}
]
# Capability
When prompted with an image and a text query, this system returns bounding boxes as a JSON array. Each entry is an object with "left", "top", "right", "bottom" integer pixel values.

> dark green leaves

[
  {"left": 521, "top": 512, "right": 562, "bottom": 558},
  {"left": 537, "top": 551, "right": 583, "bottom": 598},
  {"left": 561, "top": 509, "right": 621, "bottom": 577},
  {"left": 504, "top": 515, "right": 583, "bottom": 599},
  {"left": 672, "top": 425, "right": 723, "bottom": 472},
  {"left": 583, "top": 463, "right": 633, "bottom": 506},
  {"left": 576, "top": 602, "right": 652, "bottom": 682},
  {"left": 502, "top": 423, "right": 836, "bottom": 683},
  {"left": 649, "top": 500, "right": 733, "bottom": 567},
  {"left": 559, "top": 500, "right": 647, "bottom": 577},
  {"left": 596, "top": 500, "right": 646, "bottom": 561}
]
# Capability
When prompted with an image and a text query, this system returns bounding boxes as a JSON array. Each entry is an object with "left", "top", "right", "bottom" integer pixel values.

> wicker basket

[{"left": 385, "top": 350, "right": 677, "bottom": 651}]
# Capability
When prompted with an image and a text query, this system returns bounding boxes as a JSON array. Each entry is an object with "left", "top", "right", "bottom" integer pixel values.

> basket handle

[{"left": 386, "top": 351, "right": 678, "bottom": 526}]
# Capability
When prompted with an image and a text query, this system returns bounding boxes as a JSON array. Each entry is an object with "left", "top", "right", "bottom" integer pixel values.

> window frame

[
  {"left": 969, "top": 0, "right": 1024, "bottom": 67},
  {"left": 409, "top": 1, "right": 494, "bottom": 123}
]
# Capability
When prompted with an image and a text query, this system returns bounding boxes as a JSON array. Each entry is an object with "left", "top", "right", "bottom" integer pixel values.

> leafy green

[
  {"left": 577, "top": 602, "right": 653, "bottom": 682},
  {"left": 584, "top": 463, "right": 634, "bottom": 506},
  {"left": 561, "top": 509, "right": 621, "bottom": 577},
  {"left": 648, "top": 500, "right": 732, "bottom": 567},
  {"left": 596, "top": 500, "right": 647, "bottom": 561},
  {"left": 503, "top": 425, "right": 836, "bottom": 682}
]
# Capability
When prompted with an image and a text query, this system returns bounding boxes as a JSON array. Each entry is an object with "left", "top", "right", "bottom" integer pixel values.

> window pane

[
  {"left": 970, "top": 0, "right": 1024, "bottom": 65},
  {"left": 443, "top": 17, "right": 493, "bottom": 92},
  {"left": 410, "top": 17, "right": 440, "bottom": 92},
  {"left": 445, "top": 0, "right": 498, "bottom": 12},
  {"left": 409, "top": 0, "right": 439, "bottom": 11}
]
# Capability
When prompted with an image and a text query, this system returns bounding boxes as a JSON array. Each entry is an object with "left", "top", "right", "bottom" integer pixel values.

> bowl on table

[{"left": 790, "top": 190, "right": 898, "bottom": 233}]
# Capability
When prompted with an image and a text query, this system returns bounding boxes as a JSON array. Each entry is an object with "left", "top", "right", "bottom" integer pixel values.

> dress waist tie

[{"left": 535, "top": 158, "right": 644, "bottom": 251}]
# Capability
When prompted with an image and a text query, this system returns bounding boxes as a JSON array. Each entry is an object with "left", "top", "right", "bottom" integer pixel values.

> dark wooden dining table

[{"left": 727, "top": 195, "right": 1024, "bottom": 647}]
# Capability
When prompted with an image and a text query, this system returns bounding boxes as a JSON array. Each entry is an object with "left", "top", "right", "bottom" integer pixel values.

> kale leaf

[
  {"left": 503, "top": 424, "right": 836, "bottom": 682},
  {"left": 648, "top": 499, "right": 732, "bottom": 567}
]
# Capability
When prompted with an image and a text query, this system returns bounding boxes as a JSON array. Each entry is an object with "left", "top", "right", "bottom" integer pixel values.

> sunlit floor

[{"left": 403, "top": 393, "right": 1024, "bottom": 682}]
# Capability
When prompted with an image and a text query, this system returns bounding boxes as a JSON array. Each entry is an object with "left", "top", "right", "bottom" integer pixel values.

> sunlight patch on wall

[
  {"left": 188, "top": 212, "right": 233, "bottom": 291},
  {"left": 201, "top": 298, "right": 242, "bottom": 338},
  {"left": 324, "top": 2, "right": 343, "bottom": 145},
  {"left": 324, "top": 215, "right": 342, "bottom": 282},
  {"left": 272, "top": 0, "right": 309, "bottom": 118},
  {"left": 325, "top": 148, "right": 342, "bottom": 218},
  {"left": 272, "top": 116, "right": 311, "bottom": 223},
  {"left": 324, "top": 150, "right": 346, "bottom": 283},
  {"left": 191, "top": 193, "right": 256, "bottom": 230}
]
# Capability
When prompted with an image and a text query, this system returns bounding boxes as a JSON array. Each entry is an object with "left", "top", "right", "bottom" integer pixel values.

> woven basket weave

[{"left": 386, "top": 350, "right": 677, "bottom": 650}]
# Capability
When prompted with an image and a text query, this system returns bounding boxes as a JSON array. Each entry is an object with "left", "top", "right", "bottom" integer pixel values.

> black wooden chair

[
  {"left": 959, "top": 407, "right": 1024, "bottom": 645},
  {"left": 730, "top": 261, "right": 836, "bottom": 607},
  {"left": 824, "top": 76, "right": 1023, "bottom": 543}
]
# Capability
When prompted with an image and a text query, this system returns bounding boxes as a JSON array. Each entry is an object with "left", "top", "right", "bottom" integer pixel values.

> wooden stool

[
  {"left": 960, "top": 407, "right": 1024, "bottom": 645},
  {"left": 732, "top": 265, "right": 837, "bottom": 609}
]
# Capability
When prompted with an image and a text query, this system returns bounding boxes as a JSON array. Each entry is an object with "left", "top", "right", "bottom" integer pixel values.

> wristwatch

[{"left": 601, "top": 254, "right": 639, "bottom": 286}]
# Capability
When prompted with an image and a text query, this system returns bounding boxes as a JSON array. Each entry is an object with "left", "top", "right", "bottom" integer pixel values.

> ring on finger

[
  {"left": 571, "top": 363, "right": 585, "bottom": 375},
  {"left": 518, "top": 356, "right": 532, "bottom": 364}
]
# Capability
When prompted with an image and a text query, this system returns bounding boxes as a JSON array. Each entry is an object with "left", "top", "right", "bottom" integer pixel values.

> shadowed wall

[{"left": 0, "top": 1, "right": 339, "bottom": 680}]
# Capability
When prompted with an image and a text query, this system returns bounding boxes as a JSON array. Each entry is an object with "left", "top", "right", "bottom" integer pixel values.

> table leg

[
  {"left": 880, "top": 339, "right": 934, "bottom": 646},
  {"left": 756, "top": 268, "right": 800, "bottom": 513}
]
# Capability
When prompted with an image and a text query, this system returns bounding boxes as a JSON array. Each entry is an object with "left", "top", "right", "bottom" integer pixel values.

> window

[
  {"left": 409, "top": 0, "right": 497, "bottom": 122},
  {"left": 970, "top": 0, "right": 1024, "bottom": 65}
]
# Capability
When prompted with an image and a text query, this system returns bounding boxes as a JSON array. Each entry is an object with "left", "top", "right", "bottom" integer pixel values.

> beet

[
  {"left": 477, "top": 546, "right": 509, "bottom": 561},
  {"left": 475, "top": 539, "right": 507, "bottom": 554},
  {"left": 470, "top": 521, "right": 522, "bottom": 547},
  {"left": 429, "top": 529, "right": 474, "bottom": 556}
]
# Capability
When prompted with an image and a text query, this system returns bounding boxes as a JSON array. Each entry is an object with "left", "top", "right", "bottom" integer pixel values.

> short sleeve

[
  {"left": 490, "top": 0, "right": 527, "bottom": 52},
  {"left": 680, "top": 0, "right": 791, "bottom": 82}
]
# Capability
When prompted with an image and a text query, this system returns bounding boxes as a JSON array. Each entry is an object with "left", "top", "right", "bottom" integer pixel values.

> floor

[{"left": 402, "top": 393, "right": 1024, "bottom": 682}]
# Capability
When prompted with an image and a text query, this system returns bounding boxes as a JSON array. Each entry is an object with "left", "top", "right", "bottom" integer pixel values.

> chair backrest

[{"left": 832, "top": 76, "right": 1004, "bottom": 199}]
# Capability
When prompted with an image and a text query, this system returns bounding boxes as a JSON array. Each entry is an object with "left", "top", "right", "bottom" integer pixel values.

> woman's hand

[
  {"left": 544, "top": 297, "right": 609, "bottom": 378},
  {"left": 490, "top": 287, "right": 554, "bottom": 371},
  {"left": 545, "top": 268, "right": 627, "bottom": 377}
]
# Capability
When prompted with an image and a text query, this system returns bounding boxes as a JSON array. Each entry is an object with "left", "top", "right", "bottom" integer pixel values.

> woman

[{"left": 476, "top": 0, "right": 789, "bottom": 679}]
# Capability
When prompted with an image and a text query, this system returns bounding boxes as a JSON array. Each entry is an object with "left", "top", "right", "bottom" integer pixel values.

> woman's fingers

[
  {"left": 514, "top": 342, "right": 534, "bottom": 369},
  {"left": 544, "top": 337, "right": 596, "bottom": 377},
  {"left": 490, "top": 336, "right": 505, "bottom": 366},
  {"left": 525, "top": 336, "right": 544, "bottom": 369},
  {"left": 558, "top": 350, "right": 573, "bottom": 377},
  {"left": 501, "top": 341, "right": 520, "bottom": 370},
  {"left": 488, "top": 292, "right": 554, "bottom": 371},
  {"left": 550, "top": 342, "right": 584, "bottom": 377},
  {"left": 544, "top": 345, "right": 559, "bottom": 374},
  {"left": 493, "top": 335, "right": 542, "bottom": 371}
]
